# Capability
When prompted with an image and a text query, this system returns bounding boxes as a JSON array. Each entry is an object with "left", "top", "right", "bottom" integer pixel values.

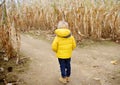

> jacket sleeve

[
  {"left": 52, "top": 36, "right": 58, "bottom": 52},
  {"left": 72, "top": 36, "right": 76, "bottom": 50}
]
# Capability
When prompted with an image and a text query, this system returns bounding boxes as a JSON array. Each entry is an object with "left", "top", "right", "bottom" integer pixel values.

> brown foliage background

[
  {"left": 0, "top": 0, "right": 120, "bottom": 58},
  {"left": 10, "top": 0, "right": 120, "bottom": 41}
]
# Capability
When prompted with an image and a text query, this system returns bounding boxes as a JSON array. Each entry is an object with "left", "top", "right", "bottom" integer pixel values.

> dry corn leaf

[{"left": 111, "top": 60, "right": 117, "bottom": 65}]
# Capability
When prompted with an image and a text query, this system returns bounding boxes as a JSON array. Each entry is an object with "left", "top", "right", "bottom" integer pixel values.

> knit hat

[{"left": 57, "top": 20, "right": 68, "bottom": 29}]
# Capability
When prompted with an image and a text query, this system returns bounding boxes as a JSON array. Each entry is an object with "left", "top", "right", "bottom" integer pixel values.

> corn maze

[
  {"left": 0, "top": 0, "right": 120, "bottom": 58},
  {"left": 0, "top": 0, "right": 20, "bottom": 59}
]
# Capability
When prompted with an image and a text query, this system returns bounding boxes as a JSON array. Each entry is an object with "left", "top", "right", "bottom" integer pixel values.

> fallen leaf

[
  {"left": 6, "top": 83, "right": 13, "bottom": 85},
  {"left": 0, "top": 67, "right": 4, "bottom": 72},
  {"left": 4, "top": 57, "right": 9, "bottom": 61},
  {"left": 93, "top": 77, "right": 100, "bottom": 81},
  {"left": 111, "top": 60, "right": 117, "bottom": 65}
]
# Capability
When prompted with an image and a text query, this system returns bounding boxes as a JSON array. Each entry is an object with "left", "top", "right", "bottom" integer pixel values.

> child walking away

[{"left": 52, "top": 20, "right": 76, "bottom": 84}]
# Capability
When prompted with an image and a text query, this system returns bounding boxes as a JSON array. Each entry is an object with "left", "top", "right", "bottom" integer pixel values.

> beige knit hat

[{"left": 57, "top": 20, "right": 68, "bottom": 29}]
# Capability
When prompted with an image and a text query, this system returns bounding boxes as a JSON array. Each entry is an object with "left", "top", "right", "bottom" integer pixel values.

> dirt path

[{"left": 19, "top": 34, "right": 120, "bottom": 85}]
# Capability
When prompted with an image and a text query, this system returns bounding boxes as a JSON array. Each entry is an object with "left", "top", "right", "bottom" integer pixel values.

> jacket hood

[{"left": 55, "top": 28, "right": 71, "bottom": 38}]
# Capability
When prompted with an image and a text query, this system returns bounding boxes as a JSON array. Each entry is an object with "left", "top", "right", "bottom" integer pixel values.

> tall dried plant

[
  {"left": 0, "top": 0, "right": 20, "bottom": 61},
  {"left": 6, "top": 0, "right": 120, "bottom": 41}
]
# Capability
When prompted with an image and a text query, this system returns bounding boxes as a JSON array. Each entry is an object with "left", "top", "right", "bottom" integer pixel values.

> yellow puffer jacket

[{"left": 52, "top": 28, "right": 76, "bottom": 59}]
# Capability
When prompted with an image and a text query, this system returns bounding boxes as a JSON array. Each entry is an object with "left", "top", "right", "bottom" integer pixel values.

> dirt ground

[{"left": 19, "top": 34, "right": 120, "bottom": 85}]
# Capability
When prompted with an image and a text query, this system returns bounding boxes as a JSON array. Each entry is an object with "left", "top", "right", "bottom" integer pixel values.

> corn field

[
  {"left": 0, "top": 0, "right": 20, "bottom": 59},
  {"left": 10, "top": 0, "right": 120, "bottom": 40},
  {"left": 0, "top": 0, "right": 120, "bottom": 58}
]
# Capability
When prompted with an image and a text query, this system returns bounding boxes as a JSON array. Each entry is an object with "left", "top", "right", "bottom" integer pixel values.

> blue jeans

[{"left": 58, "top": 58, "right": 71, "bottom": 78}]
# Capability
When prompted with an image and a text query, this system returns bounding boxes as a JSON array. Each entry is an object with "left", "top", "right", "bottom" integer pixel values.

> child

[{"left": 52, "top": 20, "right": 76, "bottom": 84}]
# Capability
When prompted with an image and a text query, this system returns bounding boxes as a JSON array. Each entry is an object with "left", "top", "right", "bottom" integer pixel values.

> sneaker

[
  {"left": 66, "top": 77, "right": 70, "bottom": 82},
  {"left": 59, "top": 77, "right": 67, "bottom": 84}
]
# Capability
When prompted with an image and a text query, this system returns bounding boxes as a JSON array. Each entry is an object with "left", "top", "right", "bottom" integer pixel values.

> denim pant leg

[
  {"left": 58, "top": 59, "right": 66, "bottom": 78},
  {"left": 65, "top": 58, "right": 71, "bottom": 77}
]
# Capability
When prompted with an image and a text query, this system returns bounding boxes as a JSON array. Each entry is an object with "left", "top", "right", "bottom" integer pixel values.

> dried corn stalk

[
  {"left": 0, "top": 0, "right": 20, "bottom": 60},
  {"left": 4, "top": 0, "right": 120, "bottom": 42}
]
